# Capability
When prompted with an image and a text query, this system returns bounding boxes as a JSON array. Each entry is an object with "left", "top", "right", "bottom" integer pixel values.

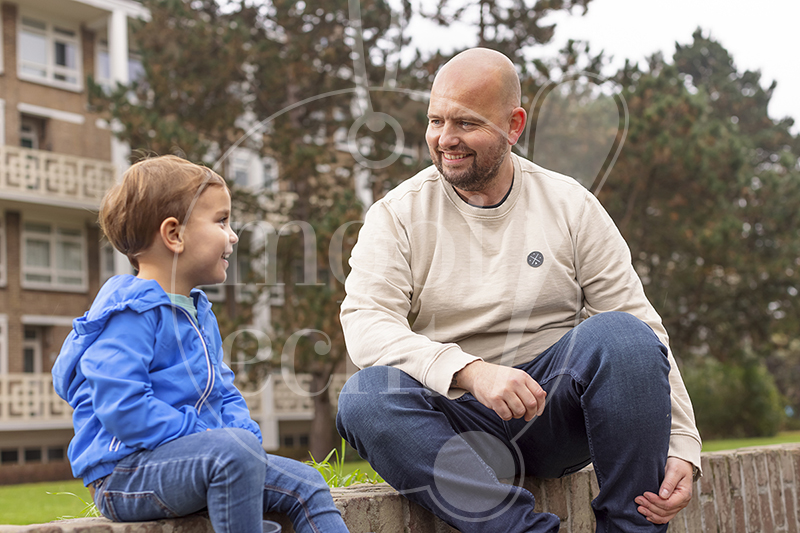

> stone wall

[{"left": 3, "top": 444, "right": 799, "bottom": 533}]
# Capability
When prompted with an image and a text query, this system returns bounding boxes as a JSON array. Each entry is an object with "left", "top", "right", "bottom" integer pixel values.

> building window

[
  {"left": 227, "top": 149, "right": 279, "bottom": 191},
  {"left": 95, "top": 39, "right": 145, "bottom": 88},
  {"left": 0, "top": 213, "right": 6, "bottom": 287},
  {"left": 100, "top": 240, "right": 116, "bottom": 285},
  {"left": 20, "top": 115, "right": 47, "bottom": 150},
  {"left": 23, "top": 326, "right": 42, "bottom": 374},
  {"left": 47, "top": 446, "right": 65, "bottom": 462},
  {"left": 24, "top": 448, "right": 42, "bottom": 463},
  {"left": 18, "top": 16, "right": 81, "bottom": 90},
  {"left": 0, "top": 449, "right": 18, "bottom": 464},
  {"left": 282, "top": 435, "right": 295, "bottom": 448},
  {"left": 0, "top": 315, "right": 7, "bottom": 375},
  {"left": 22, "top": 222, "right": 87, "bottom": 291}
]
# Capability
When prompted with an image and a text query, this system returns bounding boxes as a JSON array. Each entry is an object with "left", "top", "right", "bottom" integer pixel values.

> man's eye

[{"left": 461, "top": 121, "right": 474, "bottom": 127}]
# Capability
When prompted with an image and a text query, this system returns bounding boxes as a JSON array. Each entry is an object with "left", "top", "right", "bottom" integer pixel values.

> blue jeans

[
  {"left": 337, "top": 312, "right": 672, "bottom": 533},
  {"left": 91, "top": 428, "right": 348, "bottom": 533}
]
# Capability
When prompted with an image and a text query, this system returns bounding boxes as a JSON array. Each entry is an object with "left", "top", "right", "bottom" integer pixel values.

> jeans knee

[
  {"left": 337, "top": 366, "right": 426, "bottom": 451},
  {"left": 337, "top": 366, "right": 408, "bottom": 427},
  {"left": 295, "top": 461, "right": 327, "bottom": 489},
  {"left": 213, "top": 428, "right": 266, "bottom": 473}
]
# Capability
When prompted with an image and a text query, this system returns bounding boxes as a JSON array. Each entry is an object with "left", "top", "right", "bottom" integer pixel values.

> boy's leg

[
  {"left": 94, "top": 428, "right": 266, "bottom": 533},
  {"left": 510, "top": 311, "right": 672, "bottom": 532},
  {"left": 336, "top": 365, "right": 560, "bottom": 533},
  {"left": 261, "top": 455, "right": 349, "bottom": 533}
]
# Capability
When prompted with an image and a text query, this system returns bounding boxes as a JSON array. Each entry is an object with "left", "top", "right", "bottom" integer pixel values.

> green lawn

[
  {"left": 0, "top": 479, "right": 96, "bottom": 525},
  {"left": 5, "top": 432, "right": 800, "bottom": 526},
  {"left": 701, "top": 430, "right": 800, "bottom": 452}
]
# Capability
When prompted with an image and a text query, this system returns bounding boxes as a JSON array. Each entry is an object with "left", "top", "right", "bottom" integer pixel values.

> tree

[
  {"left": 88, "top": 0, "right": 251, "bottom": 161},
  {"left": 423, "top": 0, "right": 592, "bottom": 70},
  {"left": 595, "top": 31, "right": 800, "bottom": 435}
]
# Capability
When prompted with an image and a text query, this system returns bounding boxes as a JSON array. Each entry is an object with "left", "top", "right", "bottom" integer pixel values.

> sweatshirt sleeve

[
  {"left": 575, "top": 192, "right": 703, "bottom": 473},
  {"left": 80, "top": 309, "right": 207, "bottom": 450},
  {"left": 341, "top": 200, "right": 480, "bottom": 397}
]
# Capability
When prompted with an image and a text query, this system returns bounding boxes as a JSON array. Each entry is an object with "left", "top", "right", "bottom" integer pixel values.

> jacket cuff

[{"left": 228, "top": 418, "right": 263, "bottom": 444}]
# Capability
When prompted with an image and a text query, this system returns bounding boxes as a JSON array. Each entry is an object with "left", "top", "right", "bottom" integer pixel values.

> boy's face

[{"left": 180, "top": 185, "right": 238, "bottom": 289}]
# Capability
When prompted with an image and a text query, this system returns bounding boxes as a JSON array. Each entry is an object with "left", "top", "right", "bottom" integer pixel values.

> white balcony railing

[
  {"left": 0, "top": 373, "right": 349, "bottom": 445},
  {"left": 0, "top": 146, "right": 116, "bottom": 207},
  {"left": 0, "top": 374, "right": 73, "bottom": 430}
]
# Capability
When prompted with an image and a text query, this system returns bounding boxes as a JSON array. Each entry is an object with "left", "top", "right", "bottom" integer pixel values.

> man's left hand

[{"left": 634, "top": 456, "right": 695, "bottom": 524}]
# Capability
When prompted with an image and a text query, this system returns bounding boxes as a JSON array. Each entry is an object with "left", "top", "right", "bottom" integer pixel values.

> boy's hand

[{"left": 635, "top": 457, "right": 694, "bottom": 523}]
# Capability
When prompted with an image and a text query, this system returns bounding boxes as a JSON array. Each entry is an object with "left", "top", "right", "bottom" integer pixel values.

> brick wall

[
  {"left": 4, "top": 444, "right": 799, "bottom": 533},
  {"left": 0, "top": 1, "right": 113, "bottom": 159}
]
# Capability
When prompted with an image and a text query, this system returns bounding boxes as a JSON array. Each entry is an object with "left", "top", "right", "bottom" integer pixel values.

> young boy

[{"left": 52, "top": 155, "right": 350, "bottom": 533}]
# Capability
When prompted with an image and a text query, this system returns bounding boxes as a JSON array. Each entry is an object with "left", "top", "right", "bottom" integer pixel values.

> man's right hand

[{"left": 455, "top": 360, "right": 547, "bottom": 421}]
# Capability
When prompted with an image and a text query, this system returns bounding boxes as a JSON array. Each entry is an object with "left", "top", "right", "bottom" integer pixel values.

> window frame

[
  {"left": 0, "top": 315, "right": 8, "bottom": 375},
  {"left": 22, "top": 326, "right": 43, "bottom": 374},
  {"left": 99, "top": 239, "right": 117, "bottom": 286},
  {"left": 95, "top": 38, "right": 145, "bottom": 89},
  {"left": 0, "top": 211, "right": 6, "bottom": 287},
  {"left": 21, "top": 220, "right": 88, "bottom": 292},
  {"left": 17, "top": 13, "right": 82, "bottom": 92}
]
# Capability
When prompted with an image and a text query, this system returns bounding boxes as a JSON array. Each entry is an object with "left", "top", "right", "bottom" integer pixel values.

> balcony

[
  {"left": 0, "top": 374, "right": 72, "bottom": 431},
  {"left": 0, "top": 146, "right": 116, "bottom": 209},
  {"left": 0, "top": 373, "right": 349, "bottom": 448}
]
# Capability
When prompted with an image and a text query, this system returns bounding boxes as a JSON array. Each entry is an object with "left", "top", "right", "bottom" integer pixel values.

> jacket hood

[{"left": 52, "top": 275, "right": 210, "bottom": 402}]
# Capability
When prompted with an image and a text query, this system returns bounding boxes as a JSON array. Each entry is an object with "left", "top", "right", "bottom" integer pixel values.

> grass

[
  {"left": 305, "top": 439, "right": 383, "bottom": 487},
  {"left": 701, "top": 430, "right": 800, "bottom": 452},
  {"left": 0, "top": 479, "right": 96, "bottom": 525},
  {"left": 5, "top": 431, "right": 800, "bottom": 525}
]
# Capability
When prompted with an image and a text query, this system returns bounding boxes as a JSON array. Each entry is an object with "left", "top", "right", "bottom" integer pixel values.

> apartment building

[
  {"left": 0, "top": 0, "right": 386, "bottom": 484},
  {"left": 0, "top": 0, "right": 147, "bottom": 483}
]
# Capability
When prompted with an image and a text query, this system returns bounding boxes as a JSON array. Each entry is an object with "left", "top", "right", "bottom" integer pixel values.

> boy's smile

[{"left": 179, "top": 185, "right": 238, "bottom": 292}]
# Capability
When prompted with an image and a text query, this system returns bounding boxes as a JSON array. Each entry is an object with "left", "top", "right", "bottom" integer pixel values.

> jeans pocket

[
  {"left": 102, "top": 490, "right": 180, "bottom": 522},
  {"left": 455, "top": 392, "right": 477, "bottom": 402}
]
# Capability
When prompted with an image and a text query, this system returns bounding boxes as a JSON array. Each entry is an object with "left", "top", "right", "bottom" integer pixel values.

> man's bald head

[
  {"left": 425, "top": 48, "right": 527, "bottom": 200},
  {"left": 432, "top": 48, "right": 522, "bottom": 113}
]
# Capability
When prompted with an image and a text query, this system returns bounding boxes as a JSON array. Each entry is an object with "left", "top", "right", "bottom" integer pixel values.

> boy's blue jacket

[{"left": 52, "top": 275, "right": 262, "bottom": 486}]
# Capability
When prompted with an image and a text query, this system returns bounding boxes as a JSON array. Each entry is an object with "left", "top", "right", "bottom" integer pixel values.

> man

[{"left": 336, "top": 48, "right": 701, "bottom": 532}]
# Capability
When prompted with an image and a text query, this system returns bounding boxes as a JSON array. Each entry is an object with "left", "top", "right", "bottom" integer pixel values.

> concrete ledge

[{"left": 4, "top": 444, "right": 800, "bottom": 533}]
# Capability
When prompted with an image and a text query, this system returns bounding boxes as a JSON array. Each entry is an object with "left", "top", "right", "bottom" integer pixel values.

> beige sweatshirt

[{"left": 341, "top": 153, "right": 702, "bottom": 470}]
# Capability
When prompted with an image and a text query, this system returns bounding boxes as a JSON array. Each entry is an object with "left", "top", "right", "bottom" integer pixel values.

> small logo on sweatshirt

[{"left": 527, "top": 251, "right": 544, "bottom": 268}]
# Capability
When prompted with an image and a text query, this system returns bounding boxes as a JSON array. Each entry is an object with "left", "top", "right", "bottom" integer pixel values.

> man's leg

[
  {"left": 336, "top": 365, "right": 560, "bottom": 533},
  {"left": 510, "top": 311, "right": 672, "bottom": 532}
]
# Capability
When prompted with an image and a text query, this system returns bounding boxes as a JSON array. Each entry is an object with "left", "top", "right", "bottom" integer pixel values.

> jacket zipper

[{"left": 175, "top": 307, "right": 215, "bottom": 414}]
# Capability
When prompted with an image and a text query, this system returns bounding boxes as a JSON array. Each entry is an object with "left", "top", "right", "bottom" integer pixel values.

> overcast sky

[{"left": 400, "top": 0, "right": 800, "bottom": 133}]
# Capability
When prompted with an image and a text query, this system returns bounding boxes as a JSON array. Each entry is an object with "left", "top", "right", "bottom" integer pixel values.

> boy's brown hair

[{"left": 100, "top": 155, "right": 227, "bottom": 269}]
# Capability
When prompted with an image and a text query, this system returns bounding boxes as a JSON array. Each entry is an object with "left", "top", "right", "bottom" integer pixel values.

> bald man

[{"left": 337, "top": 48, "right": 701, "bottom": 532}]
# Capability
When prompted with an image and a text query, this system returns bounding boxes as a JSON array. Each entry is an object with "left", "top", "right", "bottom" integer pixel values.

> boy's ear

[{"left": 159, "top": 217, "right": 184, "bottom": 254}]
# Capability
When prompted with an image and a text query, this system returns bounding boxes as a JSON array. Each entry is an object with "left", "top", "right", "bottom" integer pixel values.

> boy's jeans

[
  {"left": 92, "top": 428, "right": 348, "bottom": 533},
  {"left": 337, "top": 312, "right": 672, "bottom": 533}
]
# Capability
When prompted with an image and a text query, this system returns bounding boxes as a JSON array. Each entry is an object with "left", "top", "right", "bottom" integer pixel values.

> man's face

[{"left": 425, "top": 76, "right": 512, "bottom": 192}]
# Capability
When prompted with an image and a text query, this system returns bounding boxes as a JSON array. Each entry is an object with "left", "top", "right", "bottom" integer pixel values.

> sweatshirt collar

[{"left": 440, "top": 153, "right": 523, "bottom": 218}]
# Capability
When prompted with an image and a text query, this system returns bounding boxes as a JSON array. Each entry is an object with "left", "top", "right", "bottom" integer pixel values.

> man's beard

[{"left": 432, "top": 139, "right": 508, "bottom": 192}]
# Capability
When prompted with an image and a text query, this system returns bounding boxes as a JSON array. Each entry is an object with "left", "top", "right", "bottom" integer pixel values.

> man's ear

[
  {"left": 507, "top": 107, "right": 527, "bottom": 146},
  {"left": 159, "top": 217, "right": 184, "bottom": 254}
]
